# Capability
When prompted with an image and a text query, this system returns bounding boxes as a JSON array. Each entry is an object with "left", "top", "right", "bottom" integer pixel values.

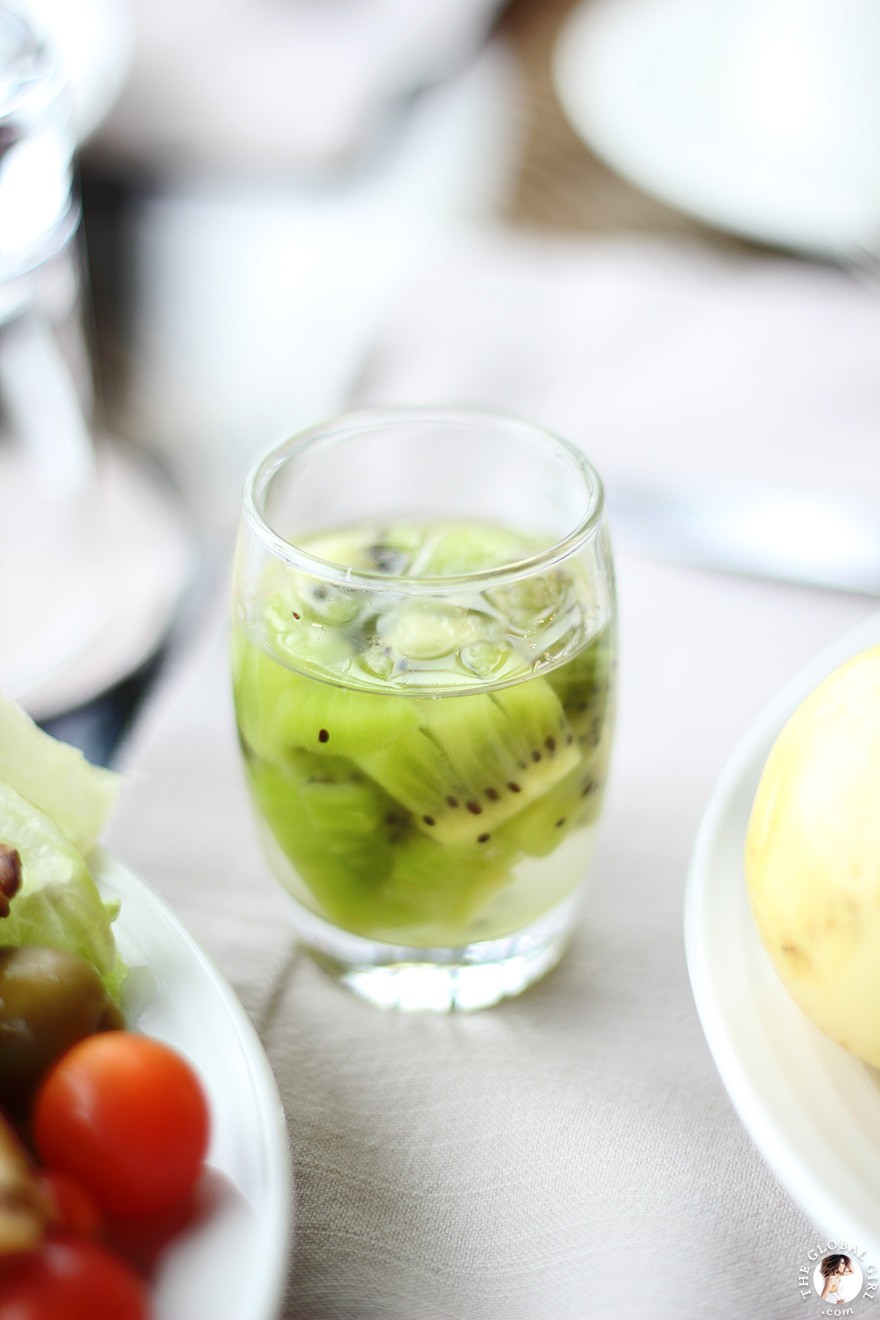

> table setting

[
  {"left": 4, "top": 0, "right": 880, "bottom": 1316},
  {"left": 98, "top": 231, "right": 880, "bottom": 1320}
]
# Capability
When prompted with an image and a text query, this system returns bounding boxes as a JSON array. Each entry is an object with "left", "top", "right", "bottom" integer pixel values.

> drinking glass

[
  {"left": 231, "top": 408, "right": 617, "bottom": 1010},
  {"left": 0, "top": 4, "right": 99, "bottom": 699}
]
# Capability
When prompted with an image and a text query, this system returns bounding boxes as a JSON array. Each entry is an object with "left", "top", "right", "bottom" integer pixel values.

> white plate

[
  {"left": 685, "top": 610, "right": 880, "bottom": 1256},
  {"left": 553, "top": 0, "right": 880, "bottom": 259},
  {"left": 96, "top": 849, "right": 291, "bottom": 1320}
]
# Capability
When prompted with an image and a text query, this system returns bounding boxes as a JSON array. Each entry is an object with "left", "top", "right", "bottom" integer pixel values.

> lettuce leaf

[
  {"left": 0, "top": 778, "right": 126, "bottom": 1000},
  {"left": 0, "top": 694, "right": 119, "bottom": 855}
]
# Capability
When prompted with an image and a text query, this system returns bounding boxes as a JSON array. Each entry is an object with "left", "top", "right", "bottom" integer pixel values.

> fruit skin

[
  {"left": 0, "top": 1233, "right": 149, "bottom": 1320},
  {"left": 745, "top": 645, "right": 880, "bottom": 1066},
  {"left": 0, "top": 946, "right": 124, "bottom": 1118},
  {"left": 33, "top": 1032, "right": 210, "bottom": 1222}
]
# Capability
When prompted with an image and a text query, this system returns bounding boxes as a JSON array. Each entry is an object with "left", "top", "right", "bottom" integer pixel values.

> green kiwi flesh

[
  {"left": 243, "top": 748, "right": 518, "bottom": 937},
  {"left": 242, "top": 653, "right": 581, "bottom": 845},
  {"left": 234, "top": 520, "right": 615, "bottom": 937},
  {"left": 243, "top": 750, "right": 394, "bottom": 929}
]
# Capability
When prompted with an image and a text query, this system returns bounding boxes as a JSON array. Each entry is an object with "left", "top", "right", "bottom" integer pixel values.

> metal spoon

[{"left": 606, "top": 480, "right": 880, "bottom": 596}]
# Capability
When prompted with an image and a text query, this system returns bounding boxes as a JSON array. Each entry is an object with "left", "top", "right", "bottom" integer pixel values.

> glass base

[{"left": 283, "top": 894, "right": 580, "bottom": 1011}]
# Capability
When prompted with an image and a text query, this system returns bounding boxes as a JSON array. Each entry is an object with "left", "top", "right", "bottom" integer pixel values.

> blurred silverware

[{"left": 606, "top": 480, "right": 880, "bottom": 595}]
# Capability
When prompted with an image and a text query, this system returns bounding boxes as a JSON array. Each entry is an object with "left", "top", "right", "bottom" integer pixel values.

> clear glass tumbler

[
  {"left": 0, "top": 4, "right": 100, "bottom": 700},
  {"left": 231, "top": 408, "right": 617, "bottom": 1010}
]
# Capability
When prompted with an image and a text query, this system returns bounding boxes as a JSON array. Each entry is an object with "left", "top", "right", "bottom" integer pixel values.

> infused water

[{"left": 232, "top": 520, "right": 615, "bottom": 946}]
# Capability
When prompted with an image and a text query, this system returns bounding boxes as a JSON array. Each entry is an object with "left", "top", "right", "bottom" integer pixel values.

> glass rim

[
  {"left": 241, "top": 406, "right": 607, "bottom": 592},
  {"left": 0, "top": 6, "right": 66, "bottom": 120}
]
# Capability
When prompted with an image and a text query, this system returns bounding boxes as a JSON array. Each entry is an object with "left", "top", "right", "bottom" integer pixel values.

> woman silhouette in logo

[{"left": 820, "top": 1254, "right": 856, "bottom": 1305}]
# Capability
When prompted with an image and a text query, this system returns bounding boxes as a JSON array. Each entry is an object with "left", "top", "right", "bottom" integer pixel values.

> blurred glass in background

[
  {"left": 72, "top": 0, "right": 522, "bottom": 535},
  {"left": 1, "top": 3, "right": 100, "bottom": 704},
  {"left": 1, "top": 0, "right": 188, "bottom": 725}
]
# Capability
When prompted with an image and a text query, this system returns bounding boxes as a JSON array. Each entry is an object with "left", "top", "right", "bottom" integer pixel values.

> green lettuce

[
  {"left": 0, "top": 696, "right": 125, "bottom": 999},
  {"left": 0, "top": 694, "right": 119, "bottom": 854}
]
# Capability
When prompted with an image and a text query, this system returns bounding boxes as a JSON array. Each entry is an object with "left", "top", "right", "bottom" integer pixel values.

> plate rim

[
  {"left": 684, "top": 608, "right": 880, "bottom": 1254},
  {"left": 551, "top": 0, "right": 876, "bottom": 259},
  {"left": 95, "top": 846, "right": 292, "bottom": 1320}
]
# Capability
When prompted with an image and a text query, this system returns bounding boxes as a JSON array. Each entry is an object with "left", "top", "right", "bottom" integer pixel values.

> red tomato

[
  {"left": 36, "top": 1169, "right": 104, "bottom": 1238},
  {"left": 106, "top": 1193, "right": 200, "bottom": 1278},
  {"left": 0, "top": 1234, "right": 150, "bottom": 1320},
  {"left": 33, "top": 1032, "right": 210, "bottom": 1222}
]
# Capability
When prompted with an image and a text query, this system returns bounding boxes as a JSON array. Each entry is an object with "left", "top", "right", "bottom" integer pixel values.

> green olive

[{"left": 0, "top": 945, "right": 124, "bottom": 1117}]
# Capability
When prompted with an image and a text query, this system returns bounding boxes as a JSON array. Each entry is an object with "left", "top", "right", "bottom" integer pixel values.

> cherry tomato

[
  {"left": 0, "top": 1233, "right": 150, "bottom": 1320},
  {"left": 36, "top": 1169, "right": 104, "bottom": 1239},
  {"left": 106, "top": 1193, "right": 200, "bottom": 1278},
  {"left": 33, "top": 1032, "right": 210, "bottom": 1222}
]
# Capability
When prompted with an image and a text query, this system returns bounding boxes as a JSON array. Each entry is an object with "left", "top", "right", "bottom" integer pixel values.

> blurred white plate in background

[{"left": 554, "top": 0, "right": 880, "bottom": 259}]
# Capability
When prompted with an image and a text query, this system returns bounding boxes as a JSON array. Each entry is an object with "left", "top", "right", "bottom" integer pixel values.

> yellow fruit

[{"left": 745, "top": 645, "right": 880, "bottom": 1066}]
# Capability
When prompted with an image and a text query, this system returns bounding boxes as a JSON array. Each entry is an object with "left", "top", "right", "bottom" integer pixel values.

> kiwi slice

[
  {"left": 375, "top": 830, "right": 517, "bottom": 939},
  {"left": 498, "top": 627, "right": 615, "bottom": 856},
  {"left": 242, "top": 748, "right": 407, "bottom": 929},
  {"left": 545, "top": 623, "right": 616, "bottom": 747},
  {"left": 407, "top": 522, "right": 538, "bottom": 576},
  {"left": 243, "top": 654, "right": 585, "bottom": 849},
  {"left": 234, "top": 521, "right": 616, "bottom": 939},
  {"left": 354, "top": 676, "right": 580, "bottom": 844},
  {"left": 233, "top": 637, "right": 423, "bottom": 764},
  {"left": 238, "top": 616, "right": 583, "bottom": 847},
  {"left": 497, "top": 746, "right": 609, "bottom": 857},
  {"left": 243, "top": 745, "right": 516, "bottom": 938},
  {"left": 306, "top": 524, "right": 424, "bottom": 576},
  {"left": 255, "top": 673, "right": 581, "bottom": 848},
  {"left": 307, "top": 521, "right": 539, "bottom": 579}
]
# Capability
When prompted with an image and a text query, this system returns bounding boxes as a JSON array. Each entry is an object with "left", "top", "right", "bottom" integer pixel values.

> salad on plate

[{"left": 0, "top": 693, "right": 262, "bottom": 1319}]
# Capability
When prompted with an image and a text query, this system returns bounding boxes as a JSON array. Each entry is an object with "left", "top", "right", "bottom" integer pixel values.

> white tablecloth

[{"left": 105, "top": 233, "right": 880, "bottom": 1318}]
